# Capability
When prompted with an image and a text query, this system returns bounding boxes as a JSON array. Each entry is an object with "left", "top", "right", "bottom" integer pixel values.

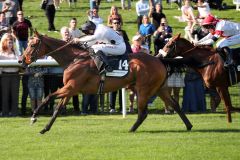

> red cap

[{"left": 202, "top": 14, "right": 218, "bottom": 26}]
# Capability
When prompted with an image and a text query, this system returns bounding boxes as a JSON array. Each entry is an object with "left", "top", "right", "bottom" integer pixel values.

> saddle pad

[{"left": 106, "top": 54, "right": 129, "bottom": 77}]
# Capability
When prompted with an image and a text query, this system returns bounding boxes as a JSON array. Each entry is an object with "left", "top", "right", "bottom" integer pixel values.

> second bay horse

[
  {"left": 159, "top": 34, "right": 240, "bottom": 123},
  {"left": 22, "top": 31, "right": 193, "bottom": 134}
]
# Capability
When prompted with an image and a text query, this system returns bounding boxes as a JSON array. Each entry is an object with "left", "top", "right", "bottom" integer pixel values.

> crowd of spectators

[{"left": 0, "top": 0, "right": 227, "bottom": 117}]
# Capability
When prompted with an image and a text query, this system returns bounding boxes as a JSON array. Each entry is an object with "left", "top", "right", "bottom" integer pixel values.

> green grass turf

[{"left": 0, "top": 113, "right": 240, "bottom": 160}]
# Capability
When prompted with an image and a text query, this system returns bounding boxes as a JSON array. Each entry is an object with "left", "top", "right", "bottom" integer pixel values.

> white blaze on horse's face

[{"left": 158, "top": 49, "right": 168, "bottom": 57}]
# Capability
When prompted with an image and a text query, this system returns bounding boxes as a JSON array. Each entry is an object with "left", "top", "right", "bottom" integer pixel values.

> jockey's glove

[
  {"left": 73, "top": 38, "right": 80, "bottom": 44},
  {"left": 193, "top": 40, "right": 200, "bottom": 46}
]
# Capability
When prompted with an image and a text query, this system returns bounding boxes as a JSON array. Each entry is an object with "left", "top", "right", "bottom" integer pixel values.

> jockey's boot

[
  {"left": 223, "top": 47, "right": 234, "bottom": 67},
  {"left": 95, "top": 50, "right": 113, "bottom": 72}
]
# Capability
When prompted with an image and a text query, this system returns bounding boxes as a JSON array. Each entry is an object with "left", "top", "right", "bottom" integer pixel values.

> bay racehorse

[
  {"left": 22, "top": 31, "right": 193, "bottom": 134},
  {"left": 158, "top": 34, "right": 240, "bottom": 123}
]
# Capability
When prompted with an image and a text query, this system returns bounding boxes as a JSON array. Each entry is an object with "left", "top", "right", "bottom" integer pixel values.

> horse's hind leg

[
  {"left": 129, "top": 96, "right": 148, "bottom": 132},
  {"left": 40, "top": 97, "right": 70, "bottom": 134},
  {"left": 30, "top": 93, "right": 57, "bottom": 125},
  {"left": 216, "top": 87, "right": 233, "bottom": 123},
  {"left": 159, "top": 89, "right": 193, "bottom": 130}
]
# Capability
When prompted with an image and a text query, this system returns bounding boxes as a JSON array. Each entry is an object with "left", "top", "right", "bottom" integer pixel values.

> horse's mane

[
  {"left": 42, "top": 35, "right": 88, "bottom": 51},
  {"left": 178, "top": 37, "right": 216, "bottom": 56},
  {"left": 38, "top": 35, "right": 91, "bottom": 59}
]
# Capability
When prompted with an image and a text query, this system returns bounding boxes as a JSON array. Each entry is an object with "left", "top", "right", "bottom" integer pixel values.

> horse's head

[
  {"left": 22, "top": 30, "right": 46, "bottom": 66},
  {"left": 158, "top": 34, "right": 194, "bottom": 58}
]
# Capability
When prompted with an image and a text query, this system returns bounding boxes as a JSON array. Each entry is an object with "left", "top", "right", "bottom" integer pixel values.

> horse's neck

[{"left": 45, "top": 38, "right": 79, "bottom": 68}]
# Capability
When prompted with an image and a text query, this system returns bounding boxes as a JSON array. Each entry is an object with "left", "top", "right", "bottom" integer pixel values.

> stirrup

[
  {"left": 224, "top": 61, "right": 234, "bottom": 68},
  {"left": 105, "top": 65, "right": 113, "bottom": 72},
  {"left": 99, "top": 69, "right": 106, "bottom": 75}
]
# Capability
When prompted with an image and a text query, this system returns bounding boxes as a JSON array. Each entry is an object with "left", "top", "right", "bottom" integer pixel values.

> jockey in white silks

[
  {"left": 74, "top": 21, "right": 126, "bottom": 72},
  {"left": 194, "top": 14, "right": 240, "bottom": 67}
]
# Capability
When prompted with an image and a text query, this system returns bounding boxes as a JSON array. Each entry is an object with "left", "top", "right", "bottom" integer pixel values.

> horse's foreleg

[
  {"left": 40, "top": 97, "right": 70, "bottom": 134},
  {"left": 129, "top": 107, "right": 148, "bottom": 132},
  {"left": 129, "top": 96, "right": 148, "bottom": 132},
  {"left": 30, "top": 93, "right": 57, "bottom": 125},
  {"left": 159, "top": 89, "right": 193, "bottom": 130}
]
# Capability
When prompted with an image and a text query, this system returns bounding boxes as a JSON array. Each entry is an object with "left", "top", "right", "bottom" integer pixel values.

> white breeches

[
  {"left": 216, "top": 33, "right": 240, "bottom": 48},
  {"left": 92, "top": 43, "right": 126, "bottom": 56}
]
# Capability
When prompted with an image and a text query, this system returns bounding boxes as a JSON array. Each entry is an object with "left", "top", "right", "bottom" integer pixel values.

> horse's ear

[
  {"left": 173, "top": 33, "right": 181, "bottom": 41},
  {"left": 176, "top": 33, "right": 181, "bottom": 39},
  {"left": 33, "top": 28, "right": 40, "bottom": 37}
]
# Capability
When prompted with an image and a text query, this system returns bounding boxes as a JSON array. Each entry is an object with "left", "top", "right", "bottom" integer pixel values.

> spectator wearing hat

[{"left": 131, "top": 34, "right": 149, "bottom": 54}]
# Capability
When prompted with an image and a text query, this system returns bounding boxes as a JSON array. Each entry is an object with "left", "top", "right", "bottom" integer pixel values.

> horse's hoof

[
  {"left": 39, "top": 129, "right": 46, "bottom": 134},
  {"left": 187, "top": 125, "right": 193, "bottom": 131},
  {"left": 129, "top": 128, "right": 136, "bottom": 133},
  {"left": 30, "top": 117, "right": 37, "bottom": 125}
]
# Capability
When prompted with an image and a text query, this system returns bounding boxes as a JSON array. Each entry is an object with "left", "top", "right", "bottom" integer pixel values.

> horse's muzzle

[{"left": 20, "top": 57, "right": 28, "bottom": 68}]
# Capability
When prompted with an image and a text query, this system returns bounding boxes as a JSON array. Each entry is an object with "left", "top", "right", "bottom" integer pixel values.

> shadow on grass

[
  {"left": 19, "top": 107, "right": 229, "bottom": 118},
  {"left": 138, "top": 128, "right": 240, "bottom": 134}
]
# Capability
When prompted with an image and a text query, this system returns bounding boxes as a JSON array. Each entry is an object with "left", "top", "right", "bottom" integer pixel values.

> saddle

[{"left": 91, "top": 52, "right": 130, "bottom": 78}]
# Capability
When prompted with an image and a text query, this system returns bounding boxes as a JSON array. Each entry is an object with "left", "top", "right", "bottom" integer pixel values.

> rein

[
  {"left": 181, "top": 46, "right": 197, "bottom": 55},
  {"left": 29, "top": 37, "right": 74, "bottom": 63},
  {"left": 168, "top": 40, "right": 196, "bottom": 58},
  {"left": 45, "top": 39, "right": 74, "bottom": 57},
  {"left": 41, "top": 34, "right": 89, "bottom": 57}
]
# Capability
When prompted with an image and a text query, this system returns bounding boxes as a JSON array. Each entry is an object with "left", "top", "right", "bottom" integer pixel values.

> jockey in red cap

[{"left": 194, "top": 14, "right": 240, "bottom": 67}]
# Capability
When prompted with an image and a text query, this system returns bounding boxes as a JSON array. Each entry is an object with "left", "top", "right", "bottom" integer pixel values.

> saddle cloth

[{"left": 105, "top": 54, "right": 129, "bottom": 77}]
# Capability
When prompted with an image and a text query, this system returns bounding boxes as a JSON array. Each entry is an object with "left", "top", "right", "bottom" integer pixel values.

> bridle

[
  {"left": 166, "top": 39, "right": 196, "bottom": 58},
  {"left": 25, "top": 34, "right": 90, "bottom": 66},
  {"left": 28, "top": 36, "right": 43, "bottom": 62},
  {"left": 27, "top": 35, "right": 75, "bottom": 62}
]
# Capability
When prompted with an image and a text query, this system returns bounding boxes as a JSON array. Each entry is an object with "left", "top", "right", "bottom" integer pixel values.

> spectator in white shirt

[
  {"left": 136, "top": 0, "right": 150, "bottom": 29},
  {"left": 87, "top": 6, "right": 103, "bottom": 26},
  {"left": 195, "top": 0, "right": 211, "bottom": 22}
]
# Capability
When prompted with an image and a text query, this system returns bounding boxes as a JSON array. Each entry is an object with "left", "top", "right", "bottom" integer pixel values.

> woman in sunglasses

[{"left": 107, "top": 6, "right": 123, "bottom": 27}]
